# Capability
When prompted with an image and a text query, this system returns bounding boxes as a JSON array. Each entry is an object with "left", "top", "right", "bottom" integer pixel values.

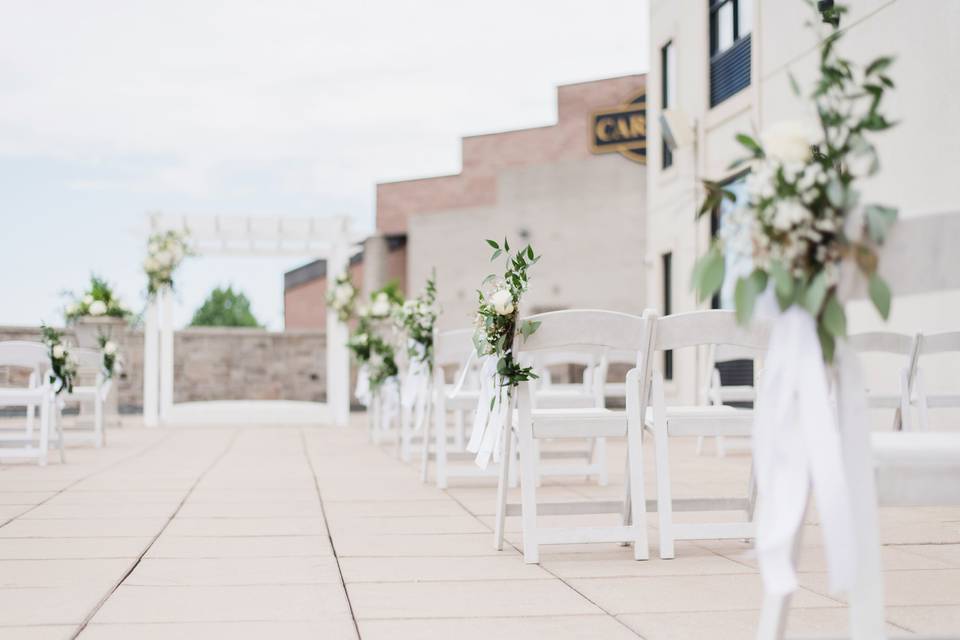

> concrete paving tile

[
  {"left": 897, "top": 543, "right": 960, "bottom": 568},
  {"left": 145, "top": 535, "right": 332, "bottom": 558},
  {"left": 339, "top": 555, "right": 550, "bottom": 583},
  {"left": 0, "top": 492, "right": 56, "bottom": 505},
  {"left": 175, "top": 501, "right": 323, "bottom": 518},
  {"left": 0, "top": 586, "right": 107, "bottom": 625},
  {"left": 330, "top": 514, "right": 487, "bottom": 536},
  {"left": 800, "top": 569, "right": 960, "bottom": 606},
  {"left": 126, "top": 557, "right": 343, "bottom": 586},
  {"left": 0, "top": 537, "right": 151, "bottom": 560},
  {"left": 163, "top": 517, "right": 327, "bottom": 537},
  {"left": 348, "top": 579, "right": 601, "bottom": 619},
  {"left": 0, "top": 559, "right": 133, "bottom": 587},
  {"left": 0, "top": 517, "right": 168, "bottom": 538},
  {"left": 323, "top": 499, "right": 466, "bottom": 518},
  {"left": 334, "top": 532, "right": 516, "bottom": 557},
  {"left": 185, "top": 488, "right": 320, "bottom": 503},
  {"left": 617, "top": 608, "right": 903, "bottom": 639},
  {"left": 0, "top": 625, "right": 75, "bottom": 639},
  {"left": 22, "top": 503, "right": 179, "bottom": 519},
  {"left": 541, "top": 545, "right": 754, "bottom": 578},
  {"left": 358, "top": 615, "right": 638, "bottom": 640},
  {"left": 0, "top": 505, "right": 31, "bottom": 520},
  {"left": 44, "top": 491, "right": 184, "bottom": 505},
  {"left": 887, "top": 605, "right": 960, "bottom": 635},
  {"left": 568, "top": 574, "right": 840, "bottom": 614},
  {"left": 77, "top": 620, "right": 358, "bottom": 640},
  {"left": 91, "top": 584, "right": 351, "bottom": 623}
]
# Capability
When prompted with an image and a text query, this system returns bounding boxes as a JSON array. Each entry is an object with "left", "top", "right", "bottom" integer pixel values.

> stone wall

[{"left": 0, "top": 325, "right": 327, "bottom": 412}]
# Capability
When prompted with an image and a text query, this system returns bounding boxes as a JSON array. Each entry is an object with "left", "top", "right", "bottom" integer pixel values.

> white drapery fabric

[
  {"left": 354, "top": 365, "right": 370, "bottom": 407},
  {"left": 752, "top": 304, "right": 859, "bottom": 596},
  {"left": 467, "top": 355, "right": 510, "bottom": 469},
  {"left": 401, "top": 341, "right": 431, "bottom": 432}
]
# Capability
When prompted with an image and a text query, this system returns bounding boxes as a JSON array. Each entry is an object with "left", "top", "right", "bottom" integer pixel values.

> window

[
  {"left": 662, "top": 252, "right": 673, "bottom": 380},
  {"left": 661, "top": 41, "right": 676, "bottom": 169},
  {"left": 709, "top": 0, "right": 752, "bottom": 106}
]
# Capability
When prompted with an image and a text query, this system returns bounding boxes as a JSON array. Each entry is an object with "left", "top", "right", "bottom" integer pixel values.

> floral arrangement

[
  {"left": 64, "top": 275, "right": 131, "bottom": 321},
  {"left": 326, "top": 273, "right": 357, "bottom": 323},
  {"left": 473, "top": 238, "right": 540, "bottom": 389},
  {"left": 395, "top": 272, "right": 438, "bottom": 369},
  {"left": 98, "top": 333, "right": 120, "bottom": 379},
  {"left": 41, "top": 325, "right": 76, "bottom": 394},
  {"left": 144, "top": 230, "right": 191, "bottom": 295},
  {"left": 692, "top": 1, "right": 896, "bottom": 361},
  {"left": 349, "top": 284, "right": 404, "bottom": 391}
]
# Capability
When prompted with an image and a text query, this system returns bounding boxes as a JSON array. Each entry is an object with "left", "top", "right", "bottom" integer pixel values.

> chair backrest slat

[
  {"left": 0, "top": 340, "right": 49, "bottom": 371},
  {"left": 651, "top": 310, "right": 768, "bottom": 352},
  {"left": 516, "top": 309, "right": 651, "bottom": 355},
  {"left": 848, "top": 331, "right": 915, "bottom": 355},
  {"left": 434, "top": 328, "right": 474, "bottom": 366},
  {"left": 919, "top": 331, "right": 960, "bottom": 354}
]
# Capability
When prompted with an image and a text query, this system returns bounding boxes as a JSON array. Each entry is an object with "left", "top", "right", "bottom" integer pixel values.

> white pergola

[{"left": 142, "top": 213, "right": 362, "bottom": 428}]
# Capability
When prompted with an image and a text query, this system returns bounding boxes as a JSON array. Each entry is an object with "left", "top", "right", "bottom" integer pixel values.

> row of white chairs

[{"left": 0, "top": 340, "right": 111, "bottom": 465}]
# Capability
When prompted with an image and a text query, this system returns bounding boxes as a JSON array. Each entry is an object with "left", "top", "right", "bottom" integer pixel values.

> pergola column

[
  {"left": 326, "top": 235, "right": 351, "bottom": 428},
  {"left": 159, "top": 287, "right": 175, "bottom": 421},
  {"left": 143, "top": 298, "right": 160, "bottom": 427}
]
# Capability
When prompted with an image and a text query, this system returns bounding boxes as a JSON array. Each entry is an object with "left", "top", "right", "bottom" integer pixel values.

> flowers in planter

[
  {"left": 473, "top": 238, "right": 540, "bottom": 388},
  {"left": 144, "top": 230, "right": 191, "bottom": 295},
  {"left": 64, "top": 275, "right": 131, "bottom": 321},
  {"left": 98, "top": 333, "right": 121, "bottom": 379},
  {"left": 349, "top": 284, "right": 404, "bottom": 392},
  {"left": 395, "top": 272, "right": 438, "bottom": 369},
  {"left": 692, "top": 1, "right": 897, "bottom": 361},
  {"left": 41, "top": 325, "right": 76, "bottom": 394},
  {"left": 326, "top": 273, "right": 357, "bottom": 324}
]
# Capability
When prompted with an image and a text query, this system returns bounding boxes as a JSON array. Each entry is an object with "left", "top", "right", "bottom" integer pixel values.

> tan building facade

[
  {"left": 285, "top": 74, "right": 649, "bottom": 331},
  {"left": 646, "top": 0, "right": 960, "bottom": 407}
]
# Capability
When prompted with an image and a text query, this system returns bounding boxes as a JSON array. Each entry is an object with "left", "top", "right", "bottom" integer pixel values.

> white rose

[
  {"left": 371, "top": 293, "right": 391, "bottom": 317},
  {"left": 52, "top": 344, "right": 65, "bottom": 359},
  {"left": 334, "top": 284, "right": 353, "bottom": 306},
  {"left": 154, "top": 250, "right": 173, "bottom": 267},
  {"left": 66, "top": 303, "right": 79, "bottom": 315},
  {"left": 89, "top": 300, "right": 107, "bottom": 316},
  {"left": 143, "top": 256, "right": 159, "bottom": 272},
  {"left": 104, "top": 341, "right": 117, "bottom": 355},
  {"left": 772, "top": 200, "right": 811, "bottom": 232},
  {"left": 489, "top": 289, "right": 514, "bottom": 316},
  {"left": 83, "top": 295, "right": 94, "bottom": 305},
  {"left": 148, "top": 241, "right": 160, "bottom": 254},
  {"left": 760, "top": 120, "right": 819, "bottom": 164}
]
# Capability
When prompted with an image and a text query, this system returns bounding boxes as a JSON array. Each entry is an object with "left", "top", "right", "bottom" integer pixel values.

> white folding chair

[
  {"left": 493, "top": 309, "right": 654, "bottom": 564},
  {"left": 645, "top": 310, "right": 768, "bottom": 559},
  {"left": 601, "top": 349, "right": 637, "bottom": 406},
  {"left": 424, "top": 328, "right": 501, "bottom": 488},
  {"left": 696, "top": 343, "right": 760, "bottom": 457},
  {"left": 529, "top": 350, "right": 610, "bottom": 485},
  {"left": 0, "top": 341, "right": 64, "bottom": 465},
  {"left": 848, "top": 331, "right": 920, "bottom": 431},
  {"left": 59, "top": 347, "right": 109, "bottom": 448},
  {"left": 912, "top": 331, "right": 960, "bottom": 431}
]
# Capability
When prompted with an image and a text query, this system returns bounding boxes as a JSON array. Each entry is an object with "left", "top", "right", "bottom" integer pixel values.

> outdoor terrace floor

[{"left": 0, "top": 417, "right": 958, "bottom": 639}]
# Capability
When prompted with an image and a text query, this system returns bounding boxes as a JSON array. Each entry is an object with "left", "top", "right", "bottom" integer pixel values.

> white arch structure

[{"left": 142, "top": 212, "right": 362, "bottom": 428}]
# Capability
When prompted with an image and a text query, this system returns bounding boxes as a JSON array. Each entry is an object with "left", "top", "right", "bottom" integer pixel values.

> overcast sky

[{"left": 0, "top": 0, "right": 649, "bottom": 329}]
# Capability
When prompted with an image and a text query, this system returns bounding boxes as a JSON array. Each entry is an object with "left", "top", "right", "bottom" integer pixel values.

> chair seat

[
  {"left": 0, "top": 388, "right": 47, "bottom": 405},
  {"left": 646, "top": 405, "right": 753, "bottom": 437},
  {"left": 531, "top": 407, "right": 626, "bottom": 438},
  {"left": 872, "top": 432, "right": 960, "bottom": 506},
  {"left": 444, "top": 387, "right": 479, "bottom": 411},
  {"left": 713, "top": 385, "right": 755, "bottom": 402}
]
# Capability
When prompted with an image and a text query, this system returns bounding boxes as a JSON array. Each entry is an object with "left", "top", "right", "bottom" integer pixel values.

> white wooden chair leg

[
  {"left": 652, "top": 373, "right": 675, "bottom": 559},
  {"left": 493, "top": 420, "right": 513, "bottom": 551},
  {"left": 435, "top": 402, "right": 448, "bottom": 489},
  {"left": 595, "top": 437, "right": 609, "bottom": 486},
  {"left": 717, "top": 435, "right": 727, "bottom": 458},
  {"left": 517, "top": 396, "right": 539, "bottom": 564},
  {"left": 55, "top": 405, "right": 65, "bottom": 463},
  {"left": 95, "top": 394, "right": 104, "bottom": 448},
  {"left": 626, "top": 419, "right": 649, "bottom": 560},
  {"left": 38, "top": 398, "right": 50, "bottom": 467},
  {"left": 26, "top": 403, "right": 35, "bottom": 439},
  {"left": 508, "top": 434, "right": 519, "bottom": 488},
  {"left": 420, "top": 401, "right": 433, "bottom": 483},
  {"left": 454, "top": 409, "right": 465, "bottom": 451}
]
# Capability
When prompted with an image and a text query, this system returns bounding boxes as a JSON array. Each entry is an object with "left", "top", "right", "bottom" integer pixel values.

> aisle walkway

[{"left": 1, "top": 419, "right": 958, "bottom": 639}]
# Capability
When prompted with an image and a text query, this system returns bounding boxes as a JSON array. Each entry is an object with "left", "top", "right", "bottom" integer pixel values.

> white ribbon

[
  {"left": 401, "top": 341, "right": 431, "bottom": 432},
  {"left": 467, "top": 355, "right": 510, "bottom": 469},
  {"left": 355, "top": 365, "right": 371, "bottom": 407},
  {"left": 379, "top": 376, "right": 401, "bottom": 430},
  {"left": 753, "top": 303, "right": 857, "bottom": 596}
]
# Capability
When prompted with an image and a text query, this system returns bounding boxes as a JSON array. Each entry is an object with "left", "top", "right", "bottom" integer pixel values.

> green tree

[{"left": 190, "top": 286, "right": 261, "bottom": 328}]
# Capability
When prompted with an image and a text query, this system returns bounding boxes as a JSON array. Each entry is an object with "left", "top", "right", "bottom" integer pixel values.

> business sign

[{"left": 589, "top": 92, "right": 646, "bottom": 164}]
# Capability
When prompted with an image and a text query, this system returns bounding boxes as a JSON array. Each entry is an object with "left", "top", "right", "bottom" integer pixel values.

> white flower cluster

[
  {"left": 64, "top": 279, "right": 131, "bottom": 321},
  {"left": 144, "top": 231, "right": 190, "bottom": 294},
  {"left": 326, "top": 275, "right": 357, "bottom": 324},
  {"left": 737, "top": 120, "right": 842, "bottom": 279}
]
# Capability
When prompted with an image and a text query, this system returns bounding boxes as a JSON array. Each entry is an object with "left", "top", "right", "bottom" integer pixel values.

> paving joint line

[
  {"left": 68, "top": 428, "right": 243, "bottom": 640},
  {"left": 300, "top": 427, "right": 363, "bottom": 640}
]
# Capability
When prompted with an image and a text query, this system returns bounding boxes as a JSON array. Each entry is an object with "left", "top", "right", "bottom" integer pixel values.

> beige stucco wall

[
  {"left": 408, "top": 154, "right": 647, "bottom": 331},
  {"left": 647, "top": 0, "right": 960, "bottom": 411}
]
